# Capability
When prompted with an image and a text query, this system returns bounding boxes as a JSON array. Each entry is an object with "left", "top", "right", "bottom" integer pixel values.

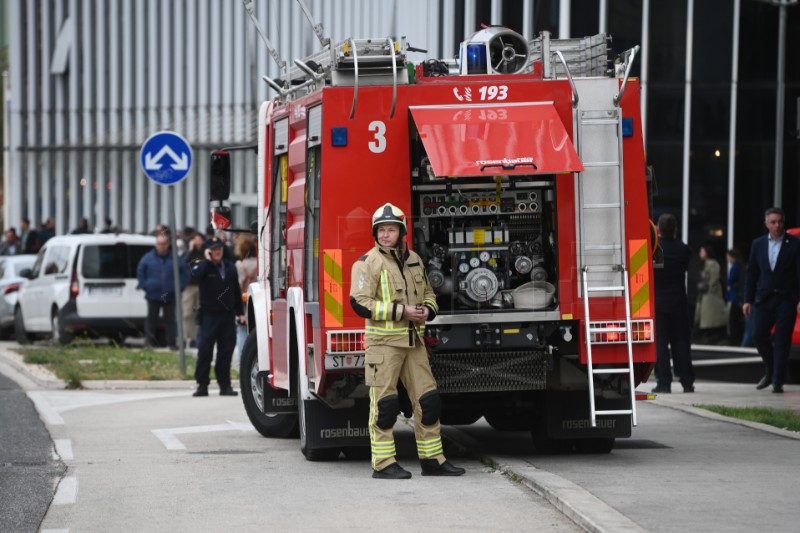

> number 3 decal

[{"left": 368, "top": 120, "right": 386, "bottom": 153}]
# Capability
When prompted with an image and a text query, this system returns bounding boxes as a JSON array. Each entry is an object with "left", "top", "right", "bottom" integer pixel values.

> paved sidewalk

[
  {"left": 647, "top": 380, "right": 800, "bottom": 415},
  {"left": 4, "top": 341, "right": 799, "bottom": 533}
]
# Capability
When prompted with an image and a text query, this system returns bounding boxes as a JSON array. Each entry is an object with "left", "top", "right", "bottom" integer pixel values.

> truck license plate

[{"left": 325, "top": 354, "right": 365, "bottom": 370}]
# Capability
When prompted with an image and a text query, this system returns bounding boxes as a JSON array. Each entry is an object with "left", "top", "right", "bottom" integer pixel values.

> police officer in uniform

[
  {"left": 191, "top": 237, "right": 245, "bottom": 397},
  {"left": 350, "top": 203, "right": 465, "bottom": 479}
]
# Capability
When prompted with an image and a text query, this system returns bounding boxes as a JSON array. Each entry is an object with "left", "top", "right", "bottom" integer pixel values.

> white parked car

[
  {"left": 0, "top": 255, "right": 37, "bottom": 339},
  {"left": 14, "top": 234, "right": 156, "bottom": 344}
]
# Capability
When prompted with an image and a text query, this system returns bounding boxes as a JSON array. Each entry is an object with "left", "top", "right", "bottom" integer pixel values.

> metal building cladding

[{"left": 3, "top": 0, "right": 798, "bottom": 269}]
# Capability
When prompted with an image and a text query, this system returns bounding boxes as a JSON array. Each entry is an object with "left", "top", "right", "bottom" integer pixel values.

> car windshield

[{"left": 81, "top": 244, "right": 151, "bottom": 279}]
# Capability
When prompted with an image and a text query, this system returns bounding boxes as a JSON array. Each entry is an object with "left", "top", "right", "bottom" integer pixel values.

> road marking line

[
  {"left": 41, "top": 529, "right": 70, "bottom": 533},
  {"left": 52, "top": 476, "right": 78, "bottom": 505},
  {"left": 152, "top": 421, "right": 255, "bottom": 450},
  {"left": 53, "top": 439, "right": 73, "bottom": 461},
  {"left": 27, "top": 391, "right": 64, "bottom": 425}
]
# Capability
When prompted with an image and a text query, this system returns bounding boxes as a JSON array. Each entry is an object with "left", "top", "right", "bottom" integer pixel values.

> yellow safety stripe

[
  {"left": 416, "top": 437, "right": 443, "bottom": 458},
  {"left": 373, "top": 270, "right": 396, "bottom": 321},
  {"left": 371, "top": 446, "right": 396, "bottom": 458},
  {"left": 423, "top": 298, "right": 439, "bottom": 313},
  {"left": 366, "top": 325, "right": 407, "bottom": 335},
  {"left": 322, "top": 250, "right": 344, "bottom": 327},
  {"left": 380, "top": 270, "right": 390, "bottom": 303},
  {"left": 628, "top": 239, "right": 651, "bottom": 318},
  {"left": 369, "top": 388, "right": 396, "bottom": 467}
]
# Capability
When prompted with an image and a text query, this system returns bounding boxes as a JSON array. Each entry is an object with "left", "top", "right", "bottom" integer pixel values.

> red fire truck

[{"left": 210, "top": 26, "right": 656, "bottom": 459}]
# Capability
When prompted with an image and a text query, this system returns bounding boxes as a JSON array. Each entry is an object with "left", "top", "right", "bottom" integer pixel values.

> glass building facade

[{"left": 4, "top": 0, "right": 798, "bottom": 265}]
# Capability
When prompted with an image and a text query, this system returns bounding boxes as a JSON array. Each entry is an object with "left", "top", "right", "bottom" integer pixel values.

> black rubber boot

[
  {"left": 372, "top": 463, "right": 412, "bottom": 479},
  {"left": 420, "top": 459, "right": 465, "bottom": 476}
]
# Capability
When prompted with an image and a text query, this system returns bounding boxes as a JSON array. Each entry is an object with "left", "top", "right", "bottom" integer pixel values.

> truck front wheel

[{"left": 240, "top": 330, "right": 298, "bottom": 438}]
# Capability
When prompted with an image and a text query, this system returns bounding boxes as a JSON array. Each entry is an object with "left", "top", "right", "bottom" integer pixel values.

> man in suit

[
  {"left": 743, "top": 207, "right": 800, "bottom": 393},
  {"left": 652, "top": 214, "right": 695, "bottom": 393}
]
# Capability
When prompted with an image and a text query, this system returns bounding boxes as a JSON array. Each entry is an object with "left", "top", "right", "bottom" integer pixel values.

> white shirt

[{"left": 768, "top": 234, "right": 783, "bottom": 271}]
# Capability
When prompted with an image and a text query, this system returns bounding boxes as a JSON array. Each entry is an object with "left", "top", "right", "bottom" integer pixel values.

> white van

[{"left": 14, "top": 234, "right": 157, "bottom": 344}]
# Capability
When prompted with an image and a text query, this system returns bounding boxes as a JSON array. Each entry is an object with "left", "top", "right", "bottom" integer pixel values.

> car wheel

[
  {"left": 51, "top": 308, "right": 73, "bottom": 345},
  {"left": 14, "top": 307, "right": 34, "bottom": 344},
  {"left": 239, "top": 329, "right": 298, "bottom": 438}
]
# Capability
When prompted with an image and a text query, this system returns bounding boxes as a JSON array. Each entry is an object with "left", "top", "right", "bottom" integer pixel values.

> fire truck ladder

[{"left": 577, "top": 108, "right": 637, "bottom": 428}]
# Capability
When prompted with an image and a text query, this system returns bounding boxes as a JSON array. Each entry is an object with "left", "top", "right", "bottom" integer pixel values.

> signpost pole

[
  {"left": 169, "top": 185, "right": 186, "bottom": 377},
  {"left": 140, "top": 131, "right": 193, "bottom": 379}
]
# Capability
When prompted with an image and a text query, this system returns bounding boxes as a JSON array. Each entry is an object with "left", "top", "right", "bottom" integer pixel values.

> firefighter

[{"left": 350, "top": 203, "right": 465, "bottom": 479}]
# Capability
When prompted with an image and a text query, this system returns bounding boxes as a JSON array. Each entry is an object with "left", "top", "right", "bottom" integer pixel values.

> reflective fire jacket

[{"left": 349, "top": 242, "right": 438, "bottom": 348}]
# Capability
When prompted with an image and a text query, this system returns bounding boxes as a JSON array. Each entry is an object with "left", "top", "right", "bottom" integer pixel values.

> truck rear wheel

[
  {"left": 240, "top": 330, "right": 298, "bottom": 438},
  {"left": 484, "top": 408, "right": 534, "bottom": 431},
  {"left": 531, "top": 415, "right": 571, "bottom": 454},
  {"left": 574, "top": 437, "right": 615, "bottom": 454}
]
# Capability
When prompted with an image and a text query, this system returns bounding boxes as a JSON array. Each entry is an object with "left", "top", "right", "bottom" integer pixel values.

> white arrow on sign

[
  {"left": 152, "top": 420, "right": 255, "bottom": 450},
  {"left": 144, "top": 145, "right": 190, "bottom": 171}
]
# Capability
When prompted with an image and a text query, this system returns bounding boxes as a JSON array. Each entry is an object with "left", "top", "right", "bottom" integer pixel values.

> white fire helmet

[{"left": 371, "top": 203, "right": 407, "bottom": 238}]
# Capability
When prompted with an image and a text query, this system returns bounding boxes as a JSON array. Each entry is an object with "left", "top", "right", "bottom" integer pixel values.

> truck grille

[{"left": 430, "top": 350, "right": 546, "bottom": 393}]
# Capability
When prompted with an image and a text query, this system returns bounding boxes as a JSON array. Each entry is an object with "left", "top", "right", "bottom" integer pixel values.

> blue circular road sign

[{"left": 140, "top": 131, "right": 193, "bottom": 185}]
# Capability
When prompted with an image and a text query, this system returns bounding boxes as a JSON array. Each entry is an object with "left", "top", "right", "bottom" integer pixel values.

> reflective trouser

[{"left": 365, "top": 342, "right": 444, "bottom": 471}]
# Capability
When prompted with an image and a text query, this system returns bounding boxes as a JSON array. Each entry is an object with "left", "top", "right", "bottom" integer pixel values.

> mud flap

[
  {"left": 259, "top": 372, "right": 298, "bottom": 414},
  {"left": 301, "top": 397, "right": 370, "bottom": 450},
  {"left": 543, "top": 391, "right": 632, "bottom": 439}
]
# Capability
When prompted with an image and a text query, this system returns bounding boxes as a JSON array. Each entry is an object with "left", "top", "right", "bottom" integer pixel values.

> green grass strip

[
  {"left": 695, "top": 404, "right": 800, "bottom": 432},
  {"left": 17, "top": 344, "right": 235, "bottom": 387}
]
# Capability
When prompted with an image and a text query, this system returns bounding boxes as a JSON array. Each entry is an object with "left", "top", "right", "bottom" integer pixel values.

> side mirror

[
  {"left": 210, "top": 151, "right": 231, "bottom": 201},
  {"left": 19, "top": 268, "right": 32, "bottom": 279},
  {"left": 250, "top": 220, "right": 259, "bottom": 234}
]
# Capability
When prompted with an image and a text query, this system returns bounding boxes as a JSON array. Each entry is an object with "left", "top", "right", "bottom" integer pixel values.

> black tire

[
  {"left": 574, "top": 438, "right": 615, "bottom": 454},
  {"left": 531, "top": 431, "right": 567, "bottom": 454},
  {"left": 484, "top": 409, "right": 534, "bottom": 431},
  {"left": 531, "top": 416, "right": 572, "bottom": 454},
  {"left": 298, "top": 366, "right": 340, "bottom": 461},
  {"left": 51, "top": 308, "right": 73, "bottom": 345},
  {"left": 239, "top": 330, "right": 298, "bottom": 438},
  {"left": 14, "top": 307, "right": 33, "bottom": 345}
]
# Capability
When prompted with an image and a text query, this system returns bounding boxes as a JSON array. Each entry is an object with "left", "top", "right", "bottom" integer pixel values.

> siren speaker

[{"left": 459, "top": 27, "right": 530, "bottom": 75}]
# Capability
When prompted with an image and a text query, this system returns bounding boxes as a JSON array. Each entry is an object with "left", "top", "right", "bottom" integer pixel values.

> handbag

[{"left": 697, "top": 280, "right": 710, "bottom": 294}]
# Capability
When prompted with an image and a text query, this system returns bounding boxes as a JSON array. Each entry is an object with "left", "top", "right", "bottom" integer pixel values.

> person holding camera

[{"left": 189, "top": 237, "right": 245, "bottom": 397}]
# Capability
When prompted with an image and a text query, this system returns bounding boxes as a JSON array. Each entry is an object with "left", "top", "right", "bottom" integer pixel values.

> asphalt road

[
  {"left": 0, "top": 373, "right": 64, "bottom": 533},
  {"left": 13, "top": 386, "right": 579, "bottom": 533},
  {"left": 3, "top": 341, "right": 800, "bottom": 532},
  {"left": 450, "top": 400, "right": 800, "bottom": 532}
]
